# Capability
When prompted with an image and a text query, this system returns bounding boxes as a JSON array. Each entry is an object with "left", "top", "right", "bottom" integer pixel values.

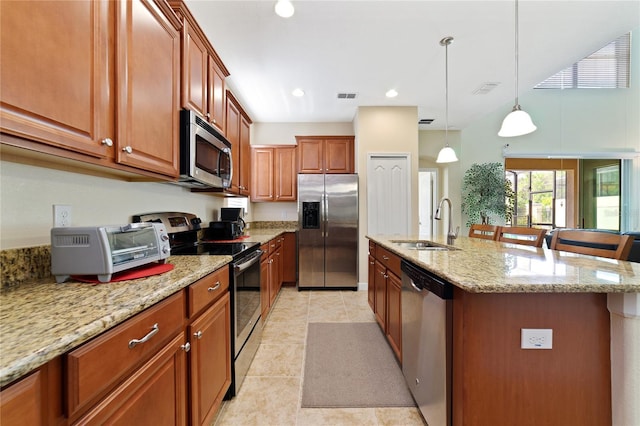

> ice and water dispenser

[{"left": 302, "top": 202, "right": 320, "bottom": 229}]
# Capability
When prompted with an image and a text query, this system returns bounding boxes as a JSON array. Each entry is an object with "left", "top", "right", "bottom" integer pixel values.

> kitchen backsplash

[{"left": 1, "top": 245, "right": 51, "bottom": 290}]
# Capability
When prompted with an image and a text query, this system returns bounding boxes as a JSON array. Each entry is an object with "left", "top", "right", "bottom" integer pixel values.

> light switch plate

[{"left": 521, "top": 328, "right": 553, "bottom": 349}]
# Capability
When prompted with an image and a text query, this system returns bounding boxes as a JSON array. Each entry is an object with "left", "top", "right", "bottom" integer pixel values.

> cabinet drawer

[
  {"left": 260, "top": 243, "right": 269, "bottom": 262},
  {"left": 375, "top": 246, "right": 402, "bottom": 277},
  {"left": 187, "top": 266, "right": 230, "bottom": 318},
  {"left": 66, "top": 291, "right": 184, "bottom": 418},
  {"left": 368, "top": 240, "right": 376, "bottom": 255}
]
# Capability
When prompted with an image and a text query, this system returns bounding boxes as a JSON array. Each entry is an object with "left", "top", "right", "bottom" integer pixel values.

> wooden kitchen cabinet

[
  {"left": 170, "top": 0, "right": 229, "bottom": 135},
  {"left": 282, "top": 232, "right": 297, "bottom": 285},
  {"left": 251, "top": 146, "right": 297, "bottom": 202},
  {"left": 225, "top": 91, "right": 253, "bottom": 196},
  {"left": 369, "top": 242, "right": 402, "bottom": 362},
  {"left": 0, "top": 0, "right": 181, "bottom": 180},
  {"left": 260, "top": 243, "right": 271, "bottom": 319},
  {"left": 260, "top": 237, "right": 285, "bottom": 319},
  {"left": 187, "top": 292, "right": 231, "bottom": 426},
  {"left": 115, "top": 0, "right": 181, "bottom": 177},
  {"left": 296, "top": 136, "right": 354, "bottom": 174},
  {"left": 0, "top": 358, "right": 64, "bottom": 426},
  {"left": 73, "top": 333, "right": 188, "bottom": 425}
]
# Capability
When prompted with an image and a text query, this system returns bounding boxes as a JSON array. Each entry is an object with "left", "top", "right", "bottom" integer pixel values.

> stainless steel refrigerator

[{"left": 298, "top": 174, "right": 358, "bottom": 289}]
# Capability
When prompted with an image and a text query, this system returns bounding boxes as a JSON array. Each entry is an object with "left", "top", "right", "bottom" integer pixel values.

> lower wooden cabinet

[
  {"left": 73, "top": 333, "right": 188, "bottom": 425},
  {"left": 187, "top": 292, "right": 231, "bottom": 426},
  {"left": 368, "top": 240, "right": 402, "bottom": 363},
  {"left": 282, "top": 232, "right": 297, "bottom": 285}
]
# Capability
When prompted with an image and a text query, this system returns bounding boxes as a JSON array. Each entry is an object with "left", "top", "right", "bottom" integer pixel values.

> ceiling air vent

[
  {"left": 337, "top": 93, "right": 357, "bottom": 99},
  {"left": 419, "top": 119, "right": 434, "bottom": 125},
  {"left": 473, "top": 82, "right": 500, "bottom": 95}
]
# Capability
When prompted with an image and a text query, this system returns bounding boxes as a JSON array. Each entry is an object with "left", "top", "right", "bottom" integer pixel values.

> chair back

[
  {"left": 468, "top": 224, "right": 500, "bottom": 241},
  {"left": 498, "top": 227, "right": 547, "bottom": 248},
  {"left": 549, "top": 229, "right": 633, "bottom": 260}
]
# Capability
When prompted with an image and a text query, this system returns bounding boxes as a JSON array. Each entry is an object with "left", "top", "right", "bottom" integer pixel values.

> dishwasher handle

[{"left": 401, "top": 260, "right": 453, "bottom": 300}]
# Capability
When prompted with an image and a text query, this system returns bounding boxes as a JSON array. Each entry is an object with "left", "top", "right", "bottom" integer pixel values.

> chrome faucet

[{"left": 434, "top": 197, "right": 459, "bottom": 245}]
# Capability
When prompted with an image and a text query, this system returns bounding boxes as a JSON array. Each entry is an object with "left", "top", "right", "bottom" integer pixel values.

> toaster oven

[{"left": 51, "top": 223, "right": 170, "bottom": 283}]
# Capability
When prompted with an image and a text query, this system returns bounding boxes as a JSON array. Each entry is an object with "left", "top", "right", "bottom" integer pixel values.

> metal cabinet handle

[
  {"left": 122, "top": 146, "right": 133, "bottom": 154},
  {"left": 212, "top": 118, "right": 216, "bottom": 124},
  {"left": 207, "top": 282, "right": 221, "bottom": 292},
  {"left": 370, "top": 261, "right": 375, "bottom": 265},
  {"left": 206, "top": 113, "right": 211, "bottom": 119},
  {"left": 382, "top": 255, "right": 389, "bottom": 261},
  {"left": 194, "top": 331, "right": 203, "bottom": 339},
  {"left": 128, "top": 323, "right": 159, "bottom": 349},
  {"left": 101, "top": 138, "right": 113, "bottom": 147},
  {"left": 384, "top": 274, "right": 389, "bottom": 279},
  {"left": 181, "top": 342, "right": 191, "bottom": 352}
]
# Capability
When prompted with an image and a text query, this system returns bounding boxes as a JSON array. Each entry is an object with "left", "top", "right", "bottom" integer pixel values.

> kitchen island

[{"left": 368, "top": 234, "right": 640, "bottom": 426}]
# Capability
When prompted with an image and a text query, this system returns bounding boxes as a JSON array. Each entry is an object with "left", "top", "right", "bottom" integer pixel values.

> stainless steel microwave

[{"left": 175, "top": 109, "right": 232, "bottom": 189}]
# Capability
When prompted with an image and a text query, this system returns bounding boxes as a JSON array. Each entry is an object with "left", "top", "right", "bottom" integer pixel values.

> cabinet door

[
  {"left": 374, "top": 261, "right": 387, "bottom": 331},
  {"left": 260, "top": 256, "right": 270, "bottom": 319},
  {"left": 325, "top": 137, "right": 354, "bottom": 174},
  {"left": 251, "top": 148, "right": 274, "bottom": 201},
  {"left": 115, "top": 0, "right": 180, "bottom": 177},
  {"left": 74, "top": 333, "right": 188, "bottom": 426},
  {"left": 275, "top": 147, "right": 297, "bottom": 201},
  {"left": 207, "top": 57, "right": 226, "bottom": 134},
  {"left": 225, "top": 96, "right": 240, "bottom": 194},
  {"left": 282, "top": 232, "right": 297, "bottom": 284},
  {"left": 268, "top": 252, "right": 278, "bottom": 308},
  {"left": 0, "top": 0, "right": 113, "bottom": 158},
  {"left": 239, "top": 114, "right": 251, "bottom": 196},
  {"left": 296, "top": 138, "right": 324, "bottom": 173},
  {"left": 386, "top": 271, "right": 402, "bottom": 362},
  {"left": 182, "top": 21, "right": 208, "bottom": 119},
  {"left": 189, "top": 292, "right": 231, "bottom": 426},
  {"left": 0, "top": 371, "right": 42, "bottom": 426},
  {"left": 367, "top": 254, "right": 376, "bottom": 310}
]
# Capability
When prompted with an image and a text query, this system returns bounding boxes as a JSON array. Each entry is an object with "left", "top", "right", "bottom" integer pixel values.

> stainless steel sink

[{"left": 389, "top": 240, "right": 454, "bottom": 251}]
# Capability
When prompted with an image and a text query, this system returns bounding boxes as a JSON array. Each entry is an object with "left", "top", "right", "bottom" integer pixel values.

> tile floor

[{"left": 213, "top": 287, "right": 425, "bottom": 426}]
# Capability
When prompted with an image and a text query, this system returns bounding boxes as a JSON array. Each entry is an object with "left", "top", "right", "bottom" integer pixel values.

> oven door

[{"left": 233, "top": 249, "right": 263, "bottom": 356}]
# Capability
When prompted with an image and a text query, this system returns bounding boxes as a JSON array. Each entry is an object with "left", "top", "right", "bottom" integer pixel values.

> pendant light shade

[
  {"left": 436, "top": 36, "right": 458, "bottom": 164},
  {"left": 274, "top": 0, "right": 294, "bottom": 18},
  {"left": 499, "top": 0, "right": 537, "bottom": 137}
]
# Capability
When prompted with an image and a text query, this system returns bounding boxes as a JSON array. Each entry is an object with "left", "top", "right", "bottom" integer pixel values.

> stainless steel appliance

[
  {"left": 297, "top": 174, "right": 358, "bottom": 289},
  {"left": 175, "top": 109, "right": 232, "bottom": 189},
  {"left": 206, "top": 221, "right": 243, "bottom": 241},
  {"left": 51, "top": 223, "right": 170, "bottom": 283},
  {"left": 132, "top": 212, "right": 261, "bottom": 398},
  {"left": 401, "top": 259, "right": 453, "bottom": 426}
]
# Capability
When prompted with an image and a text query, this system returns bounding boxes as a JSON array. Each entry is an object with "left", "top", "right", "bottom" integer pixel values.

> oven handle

[{"left": 234, "top": 249, "right": 264, "bottom": 273}]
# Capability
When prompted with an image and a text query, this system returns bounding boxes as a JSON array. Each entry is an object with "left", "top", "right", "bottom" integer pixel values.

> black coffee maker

[{"left": 206, "top": 208, "right": 245, "bottom": 240}]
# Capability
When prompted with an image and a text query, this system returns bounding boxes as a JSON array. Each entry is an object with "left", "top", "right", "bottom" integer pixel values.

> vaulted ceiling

[{"left": 186, "top": 0, "right": 640, "bottom": 130}]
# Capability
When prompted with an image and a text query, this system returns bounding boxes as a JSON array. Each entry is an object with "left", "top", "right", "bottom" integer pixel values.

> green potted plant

[{"left": 462, "top": 162, "right": 515, "bottom": 226}]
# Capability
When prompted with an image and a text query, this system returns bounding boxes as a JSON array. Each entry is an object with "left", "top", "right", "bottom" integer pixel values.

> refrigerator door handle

[{"left": 323, "top": 193, "right": 328, "bottom": 238}]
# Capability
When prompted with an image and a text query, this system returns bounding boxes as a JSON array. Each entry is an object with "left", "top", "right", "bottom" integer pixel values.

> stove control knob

[
  {"left": 162, "top": 247, "right": 170, "bottom": 254},
  {"left": 161, "top": 234, "right": 169, "bottom": 241}
]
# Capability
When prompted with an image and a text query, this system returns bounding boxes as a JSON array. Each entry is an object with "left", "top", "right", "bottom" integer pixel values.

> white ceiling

[{"left": 185, "top": 0, "right": 640, "bottom": 130}]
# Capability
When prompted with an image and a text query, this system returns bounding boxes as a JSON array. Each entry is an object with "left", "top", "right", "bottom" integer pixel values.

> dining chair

[
  {"left": 497, "top": 226, "right": 547, "bottom": 248},
  {"left": 549, "top": 229, "right": 634, "bottom": 260},
  {"left": 468, "top": 224, "right": 500, "bottom": 241}
]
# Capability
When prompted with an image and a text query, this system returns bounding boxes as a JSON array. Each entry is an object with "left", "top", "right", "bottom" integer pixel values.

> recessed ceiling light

[
  {"left": 292, "top": 88, "right": 305, "bottom": 97},
  {"left": 275, "top": 0, "right": 294, "bottom": 18},
  {"left": 386, "top": 89, "right": 398, "bottom": 98}
]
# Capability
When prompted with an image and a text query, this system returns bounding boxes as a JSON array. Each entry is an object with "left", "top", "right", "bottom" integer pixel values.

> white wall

[
  {"left": 356, "top": 106, "right": 419, "bottom": 284},
  {"left": 0, "top": 159, "right": 227, "bottom": 249}
]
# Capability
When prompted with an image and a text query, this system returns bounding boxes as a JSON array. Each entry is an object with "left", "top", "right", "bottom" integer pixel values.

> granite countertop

[
  {"left": 239, "top": 225, "right": 298, "bottom": 245},
  {"left": 368, "top": 235, "right": 640, "bottom": 293},
  {"left": 0, "top": 255, "right": 231, "bottom": 388}
]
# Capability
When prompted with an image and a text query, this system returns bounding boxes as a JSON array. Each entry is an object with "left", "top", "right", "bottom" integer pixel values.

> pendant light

[
  {"left": 436, "top": 36, "right": 459, "bottom": 163},
  {"left": 498, "top": 0, "right": 537, "bottom": 137}
]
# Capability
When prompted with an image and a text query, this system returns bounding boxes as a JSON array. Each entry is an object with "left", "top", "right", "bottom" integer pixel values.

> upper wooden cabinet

[
  {"left": 296, "top": 136, "right": 355, "bottom": 174},
  {"left": 170, "top": 0, "right": 229, "bottom": 135},
  {"left": 0, "top": 0, "right": 181, "bottom": 179},
  {"left": 225, "top": 91, "right": 252, "bottom": 196},
  {"left": 251, "top": 146, "right": 297, "bottom": 202}
]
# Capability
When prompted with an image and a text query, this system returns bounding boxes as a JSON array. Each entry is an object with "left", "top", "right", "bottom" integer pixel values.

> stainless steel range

[{"left": 132, "top": 212, "right": 262, "bottom": 398}]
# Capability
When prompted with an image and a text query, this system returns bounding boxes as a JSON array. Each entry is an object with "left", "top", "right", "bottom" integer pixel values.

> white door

[
  {"left": 367, "top": 154, "right": 411, "bottom": 236},
  {"left": 419, "top": 169, "right": 438, "bottom": 237}
]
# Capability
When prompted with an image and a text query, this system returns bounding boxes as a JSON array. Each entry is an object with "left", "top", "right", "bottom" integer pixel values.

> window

[
  {"left": 535, "top": 32, "right": 630, "bottom": 89},
  {"left": 506, "top": 170, "right": 566, "bottom": 229}
]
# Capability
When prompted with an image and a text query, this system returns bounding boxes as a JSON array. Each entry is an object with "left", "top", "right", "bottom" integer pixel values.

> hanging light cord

[
  {"left": 440, "top": 36, "right": 453, "bottom": 145},
  {"left": 514, "top": 0, "right": 519, "bottom": 107}
]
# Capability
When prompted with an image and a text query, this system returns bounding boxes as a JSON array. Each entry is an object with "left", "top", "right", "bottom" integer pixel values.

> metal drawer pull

[
  {"left": 181, "top": 342, "right": 191, "bottom": 352},
  {"left": 128, "top": 323, "right": 159, "bottom": 349},
  {"left": 194, "top": 331, "right": 203, "bottom": 339},
  {"left": 208, "top": 282, "right": 221, "bottom": 292},
  {"left": 382, "top": 255, "right": 389, "bottom": 260}
]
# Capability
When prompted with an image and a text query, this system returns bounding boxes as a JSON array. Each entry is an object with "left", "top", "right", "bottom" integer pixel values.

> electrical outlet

[
  {"left": 53, "top": 204, "right": 72, "bottom": 227},
  {"left": 521, "top": 328, "right": 553, "bottom": 349}
]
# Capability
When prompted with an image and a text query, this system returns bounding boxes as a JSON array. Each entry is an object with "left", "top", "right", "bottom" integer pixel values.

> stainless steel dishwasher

[{"left": 401, "top": 259, "right": 453, "bottom": 426}]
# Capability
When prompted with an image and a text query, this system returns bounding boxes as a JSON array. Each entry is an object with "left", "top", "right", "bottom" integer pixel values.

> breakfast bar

[{"left": 368, "top": 234, "right": 640, "bottom": 426}]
